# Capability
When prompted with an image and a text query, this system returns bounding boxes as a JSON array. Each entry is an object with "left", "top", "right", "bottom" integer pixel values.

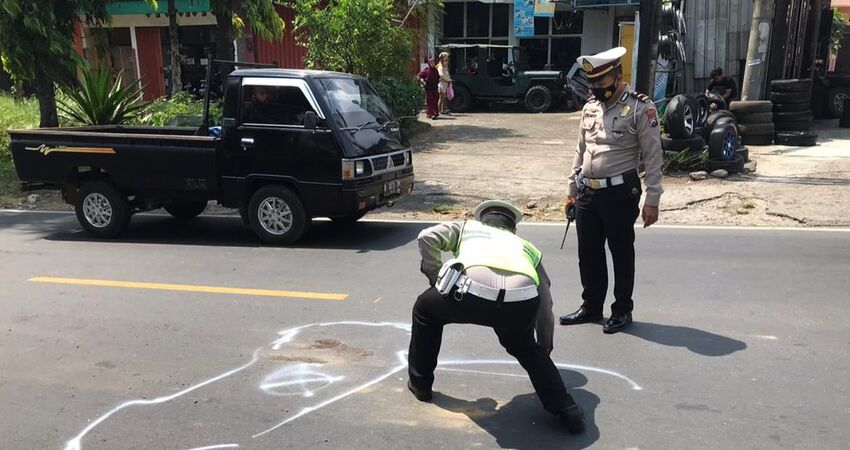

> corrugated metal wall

[
  {"left": 683, "top": 0, "right": 753, "bottom": 93},
  {"left": 254, "top": 5, "right": 307, "bottom": 69}
]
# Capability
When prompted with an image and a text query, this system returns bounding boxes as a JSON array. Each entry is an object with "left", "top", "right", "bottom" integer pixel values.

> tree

[
  {"left": 210, "top": 0, "right": 284, "bottom": 84},
  {"left": 292, "top": 0, "right": 415, "bottom": 79},
  {"left": 168, "top": 0, "right": 183, "bottom": 93}
]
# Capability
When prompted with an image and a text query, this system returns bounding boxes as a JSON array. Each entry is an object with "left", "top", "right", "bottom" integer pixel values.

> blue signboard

[{"left": 514, "top": 0, "right": 535, "bottom": 37}]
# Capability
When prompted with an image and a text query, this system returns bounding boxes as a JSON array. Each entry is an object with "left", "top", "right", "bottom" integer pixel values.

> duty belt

[
  {"left": 453, "top": 274, "right": 538, "bottom": 302},
  {"left": 580, "top": 170, "right": 636, "bottom": 190}
]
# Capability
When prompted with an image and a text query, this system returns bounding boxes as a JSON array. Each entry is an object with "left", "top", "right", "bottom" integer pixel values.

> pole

[
  {"left": 741, "top": 0, "right": 777, "bottom": 101},
  {"left": 635, "top": 0, "right": 660, "bottom": 95}
]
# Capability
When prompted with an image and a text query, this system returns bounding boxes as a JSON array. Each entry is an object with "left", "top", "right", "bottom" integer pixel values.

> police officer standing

[
  {"left": 559, "top": 47, "right": 663, "bottom": 334},
  {"left": 408, "top": 200, "right": 585, "bottom": 433}
]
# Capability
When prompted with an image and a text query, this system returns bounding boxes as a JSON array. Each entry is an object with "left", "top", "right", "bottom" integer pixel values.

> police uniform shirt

[{"left": 567, "top": 85, "right": 664, "bottom": 207}]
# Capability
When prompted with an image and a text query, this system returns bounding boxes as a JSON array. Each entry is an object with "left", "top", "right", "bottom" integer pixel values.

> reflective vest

[{"left": 454, "top": 220, "right": 543, "bottom": 285}]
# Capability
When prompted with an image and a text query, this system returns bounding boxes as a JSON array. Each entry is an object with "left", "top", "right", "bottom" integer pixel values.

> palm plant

[{"left": 58, "top": 65, "right": 148, "bottom": 125}]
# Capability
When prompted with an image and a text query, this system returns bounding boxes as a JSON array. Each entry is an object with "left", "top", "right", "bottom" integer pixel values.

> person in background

[
  {"left": 419, "top": 57, "right": 441, "bottom": 120},
  {"left": 437, "top": 52, "right": 453, "bottom": 116},
  {"left": 705, "top": 67, "right": 737, "bottom": 108}
]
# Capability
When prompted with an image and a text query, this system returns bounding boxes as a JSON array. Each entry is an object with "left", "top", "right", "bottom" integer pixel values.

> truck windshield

[{"left": 319, "top": 78, "right": 394, "bottom": 130}]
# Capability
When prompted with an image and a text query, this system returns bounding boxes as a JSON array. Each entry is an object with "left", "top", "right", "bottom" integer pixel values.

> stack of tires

[
  {"left": 705, "top": 122, "right": 746, "bottom": 173},
  {"left": 729, "top": 101, "right": 774, "bottom": 146},
  {"left": 769, "top": 79, "right": 818, "bottom": 146}
]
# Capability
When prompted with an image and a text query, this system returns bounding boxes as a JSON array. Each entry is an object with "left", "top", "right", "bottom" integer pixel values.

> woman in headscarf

[{"left": 419, "top": 57, "right": 440, "bottom": 119}]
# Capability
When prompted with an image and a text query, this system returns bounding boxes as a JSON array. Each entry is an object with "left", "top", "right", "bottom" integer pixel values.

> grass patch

[
  {"left": 662, "top": 148, "right": 708, "bottom": 174},
  {"left": 431, "top": 204, "right": 455, "bottom": 214},
  {"left": 0, "top": 94, "right": 40, "bottom": 162},
  {"left": 1, "top": 159, "right": 20, "bottom": 198},
  {"left": 742, "top": 201, "right": 756, "bottom": 209}
]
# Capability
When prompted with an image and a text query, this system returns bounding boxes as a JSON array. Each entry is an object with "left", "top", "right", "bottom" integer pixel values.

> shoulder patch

[
  {"left": 645, "top": 108, "right": 659, "bottom": 128},
  {"left": 629, "top": 91, "right": 651, "bottom": 103}
]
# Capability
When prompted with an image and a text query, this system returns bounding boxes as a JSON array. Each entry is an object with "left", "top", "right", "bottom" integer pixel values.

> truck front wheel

[
  {"left": 74, "top": 180, "right": 130, "bottom": 238},
  {"left": 248, "top": 185, "right": 308, "bottom": 245},
  {"left": 164, "top": 200, "right": 208, "bottom": 220}
]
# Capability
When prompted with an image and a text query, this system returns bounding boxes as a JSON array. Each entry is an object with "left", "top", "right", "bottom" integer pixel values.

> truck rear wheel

[
  {"left": 74, "top": 180, "right": 130, "bottom": 238},
  {"left": 164, "top": 200, "right": 207, "bottom": 220},
  {"left": 248, "top": 185, "right": 308, "bottom": 245},
  {"left": 525, "top": 85, "right": 552, "bottom": 113}
]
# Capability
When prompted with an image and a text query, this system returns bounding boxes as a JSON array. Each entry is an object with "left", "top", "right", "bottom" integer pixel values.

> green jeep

[{"left": 440, "top": 44, "right": 571, "bottom": 113}]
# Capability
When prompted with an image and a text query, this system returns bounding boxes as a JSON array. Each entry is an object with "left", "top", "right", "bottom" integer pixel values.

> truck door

[{"left": 232, "top": 77, "right": 342, "bottom": 216}]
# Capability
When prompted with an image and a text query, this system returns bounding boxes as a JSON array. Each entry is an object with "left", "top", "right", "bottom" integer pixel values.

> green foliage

[
  {"left": 0, "top": 95, "right": 40, "bottom": 161},
  {"left": 211, "top": 0, "right": 284, "bottom": 40},
  {"left": 136, "top": 92, "right": 223, "bottom": 127},
  {"left": 662, "top": 148, "right": 708, "bottom": 174},
  {"left": 371, "top": 76, "right": 424, "bottom": 124},
  {"left": 57, "top": 66, "right": 148, "bottom": 125},
  {"left": 293, "top": 0, "right": 414, "bottom": 79},
  {"left": 832, "top": 10, "right": 848, "bottom": 55}
]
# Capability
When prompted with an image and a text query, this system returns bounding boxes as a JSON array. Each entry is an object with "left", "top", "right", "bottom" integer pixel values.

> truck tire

[
  {"left": 770, "top": 91, "right": 810, "bottom": 104},
  {"left": 826, "top": 87, "right": 850, "bottom": 117},
  {"left": 774, "top": 131, "right": 818, "bottom": 146},
  {"left": 773, "top": 101, "right": 809, "bottom": 112},
  {"left": 741, "top": 133, "right": 773, "bottom": 146},
  {"left": 74, "top": 180, "right": 130, "bottom": 238},
  {"left": 248, "top": 185, "right": 308, "bottom": 245},
  {"left": 729, "top": 100, "right": 773, "bottom": 114},
  {"left": 738, "top": 122, "right": 775, "bottom": 135},
  {"left": 734, "top": 112, "right": 773, "bottom": 124},
  {"left": 664, "top": 94, "right": 697, "bottom": 139},
  {"left": 773, "top": 110, "right": 812, "bottom": 122},
  {"left": 774, "top": 118, "right": 813, "bottom": 132},
  {"left": 525, "top": 85, "right": 553, "bottom": 113},
  {"left": 708, "top": 123, "right": 739, "bottom": 162},
  {"left": 330, "top": 210, "right": 368, "bottom": 224},
  {"left": 661, "top": 134, "right": 705, "bottom": 152},
  {"left": 770, "top": 78, "right": 812, "bottom": 93},
  {"left": 449, "top": 84, "right": 473, "bottom": 112},
  {"left": 164, "top": 200, "right": 207, "bottom": 220},
  {"left": 707, "top": 152, "right": 745, "bottom": 174}
]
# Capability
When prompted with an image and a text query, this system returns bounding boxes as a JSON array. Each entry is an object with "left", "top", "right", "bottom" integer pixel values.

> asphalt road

[{"left": 1, "top": 210, "right": 849, "bottom": 450}]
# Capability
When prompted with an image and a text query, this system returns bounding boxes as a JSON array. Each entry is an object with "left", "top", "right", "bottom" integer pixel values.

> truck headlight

[
  {"left": 342, "top": 160, "right": 354, "bottom": 180},
  {"left": 404, "top": 151, "right": 411, "bottom": 166},
  {"left": 355, "top": 160, "right": 365, "bottom": 176}
]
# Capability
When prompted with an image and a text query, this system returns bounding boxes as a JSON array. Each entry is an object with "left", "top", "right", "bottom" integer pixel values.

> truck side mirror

[{"left": 304, "top": 111, "right": 318, "bottom": 129}]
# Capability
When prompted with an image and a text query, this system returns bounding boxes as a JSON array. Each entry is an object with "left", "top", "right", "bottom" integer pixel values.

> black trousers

[
  {"left": 576, "top": 171, "right": 642, "bottom": 315},
  {"left": 408, "top": 287, "right": 574, "bottom": 415}
]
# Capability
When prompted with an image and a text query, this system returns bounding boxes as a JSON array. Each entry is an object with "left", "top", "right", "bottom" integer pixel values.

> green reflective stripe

[{"left": 454, "top": 220, "right": 541, "bottom": 285}]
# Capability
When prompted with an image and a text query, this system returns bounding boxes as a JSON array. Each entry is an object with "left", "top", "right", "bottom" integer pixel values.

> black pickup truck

[{"left": 10, "top": 68, "right": 414, "bottom": 244}]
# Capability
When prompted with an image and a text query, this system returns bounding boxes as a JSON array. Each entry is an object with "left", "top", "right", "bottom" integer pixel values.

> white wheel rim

[
  {"left": 258, "top": 197, "right": 293, "bottom": 235},
  {"left": 82, "top": 193, "right": 113, "bottom": 228}
]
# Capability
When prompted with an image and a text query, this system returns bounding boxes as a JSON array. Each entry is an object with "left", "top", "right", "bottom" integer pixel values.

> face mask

[{"left": 591, "top": 82, "right": 617, "bottom": 101}]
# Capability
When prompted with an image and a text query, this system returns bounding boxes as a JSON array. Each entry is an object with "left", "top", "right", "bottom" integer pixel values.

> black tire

[
  {"left": 735, "top": 112, "right": 773, "bottom": 124},
  {"left": 741, "top": 133, "right": 773, "bottom": 146},
  {"left": 826, "top": 87, "right": 850, "bottom": 117},
  {"left": 694, "top": 126, "right": 706, "bottom": 138},
  {"left": 665, "top": 94, "right": 697, "bottom": 139},
  {"left": 738, "top": 122, "right": 775, "bottom": 135},
  {"left": 248, "top": 185, "right": 308, "bottom": 245},
  {"left": 694, "top": 94, "right": 710, "bottom": 125},
  {"left": 706, "top": 92, "right": 727, "bottom": 111},
  {"left": 661, "top": 134, "right": 705, "bottom": 152},
  {"left": 770, "top": 91, "right": 810, "bottom": 104},
  {"left": 164, "top": 200, "right": 207, "bottom": 220},
  {"left": 773, "top": 102, "right": 810, "bottom": 112},
  {"left": 704, "top": 112, "right": 737, "bottom": 140},
  {"left": 774, "top": 131, "right": 818, "bottom": 146},
  {"left": 708, "top": 123, "right": 739, "bottom": 161},
  {"left": 774, "top": 118, "right": 813, "bottom": 131},
  {"left": 330, "top": 210, "right": 368, "bottom": 224},
  {"left": 773, "top": 110, "right": 812, "bottom": 122},
  {"left": 770, "top": 78, "right": 812, "bottom": 93},
  {"left": 707, "top": 152, "right": 745, "bottom": 174},
  {"left": 448, "top": 84, "right": 473, "bottom": 112},
  {"left": 729, "top": 100, "right": 773, "bottom": 114},
  {"left": 74, "top": 180, "right": 130, "bottom": 238},
  {"left": 736, "top": 146, "right": 749, "bottom": 163},
  {"left": 524, "top": 85, "right": 553, "bottom": 113}
]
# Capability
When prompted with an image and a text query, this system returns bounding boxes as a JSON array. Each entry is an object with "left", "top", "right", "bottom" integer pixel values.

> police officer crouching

[
  {"left": 408, "top": 200, "right": 585, "bottom": 433},
  {"left": 560, "top": 47, "right": 664, "bottom": 334}
]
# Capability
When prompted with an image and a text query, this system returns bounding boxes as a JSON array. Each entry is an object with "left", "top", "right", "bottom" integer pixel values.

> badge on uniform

[
  {"left": 646, "top": 108, "right": 659, "bottom": 127},
  {"left": 619, "top": 105, "right": 631, "bottom": 117}
]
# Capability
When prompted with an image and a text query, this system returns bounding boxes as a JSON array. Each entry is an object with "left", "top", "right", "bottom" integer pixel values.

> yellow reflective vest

[{"left": 454, "top": 220, "right": 543, "bottom": 285}]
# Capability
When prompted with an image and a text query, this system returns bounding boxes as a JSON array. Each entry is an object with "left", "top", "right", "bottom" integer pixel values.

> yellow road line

[{"left": 29, "top": 277, "right": 347, "bottom": 301}]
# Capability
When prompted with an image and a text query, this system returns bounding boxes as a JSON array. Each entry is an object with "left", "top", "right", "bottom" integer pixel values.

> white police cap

[{"left": 577, "top": 47, "right": 627, "bottom": 81}]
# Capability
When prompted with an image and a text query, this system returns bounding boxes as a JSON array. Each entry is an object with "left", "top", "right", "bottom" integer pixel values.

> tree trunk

[
  {"left": 214, "top": 0, "right": 238, "bottom": 88},
  {"left": 35, "top": 70, "right": 59, "bottom": 127},
  {"left": 168, "top": 0, "right": 183, "bottom": 94}
]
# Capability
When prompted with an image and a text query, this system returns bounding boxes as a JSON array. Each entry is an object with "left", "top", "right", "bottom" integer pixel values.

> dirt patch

[{"left": 267, "top": 338, "right": 374, "bottom": 364}]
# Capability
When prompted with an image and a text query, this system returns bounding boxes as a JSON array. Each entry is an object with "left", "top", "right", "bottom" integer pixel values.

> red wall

[
  {"left": 254, "top": 5, "right": 307, "bottom": 69},
  {"left": 135, "top": 27, "right": 165, "bottom": 100}
]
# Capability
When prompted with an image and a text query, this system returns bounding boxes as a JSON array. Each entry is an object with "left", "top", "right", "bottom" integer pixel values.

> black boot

[
  {"left": 603, "top": 312, "right": 633, "bottom": 334},
  {"left": 559, "top": 404, "right": 586, "bottom": 433},
  {"left": 560, "top": 307, "right": 603, "bottom": 325},
  {"left": 407, "top": 379, "right": 433, "bottom": 402}
]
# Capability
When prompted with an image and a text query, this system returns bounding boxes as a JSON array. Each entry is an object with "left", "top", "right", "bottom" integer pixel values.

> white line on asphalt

[{"left": 3, "top": 209, "right": 848, "bottom": 232}]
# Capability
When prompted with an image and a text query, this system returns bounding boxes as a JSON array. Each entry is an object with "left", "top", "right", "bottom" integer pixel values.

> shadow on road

[
  {"left": 623, "top": 321, "right": 747, "bottom": 357},
  {"left": 431, "top": 369, "right": 600, "bottom": 449}
]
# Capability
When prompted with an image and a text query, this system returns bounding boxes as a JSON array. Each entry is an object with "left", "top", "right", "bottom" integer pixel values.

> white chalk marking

[
  {"left": 184, "top": 445, "right": 239, "bottom": 450},
  {"left": 260, "top": 364, "right": 345, "bottom": 397},
  {"left": 438, "top": 367, "right": 527, "bottom": 378},
  {"left": 749, "top": 334, "right": 779, "bottom": 341},
  {"left": 439, "top": 359, "right": 643, "bottom": 391}
]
